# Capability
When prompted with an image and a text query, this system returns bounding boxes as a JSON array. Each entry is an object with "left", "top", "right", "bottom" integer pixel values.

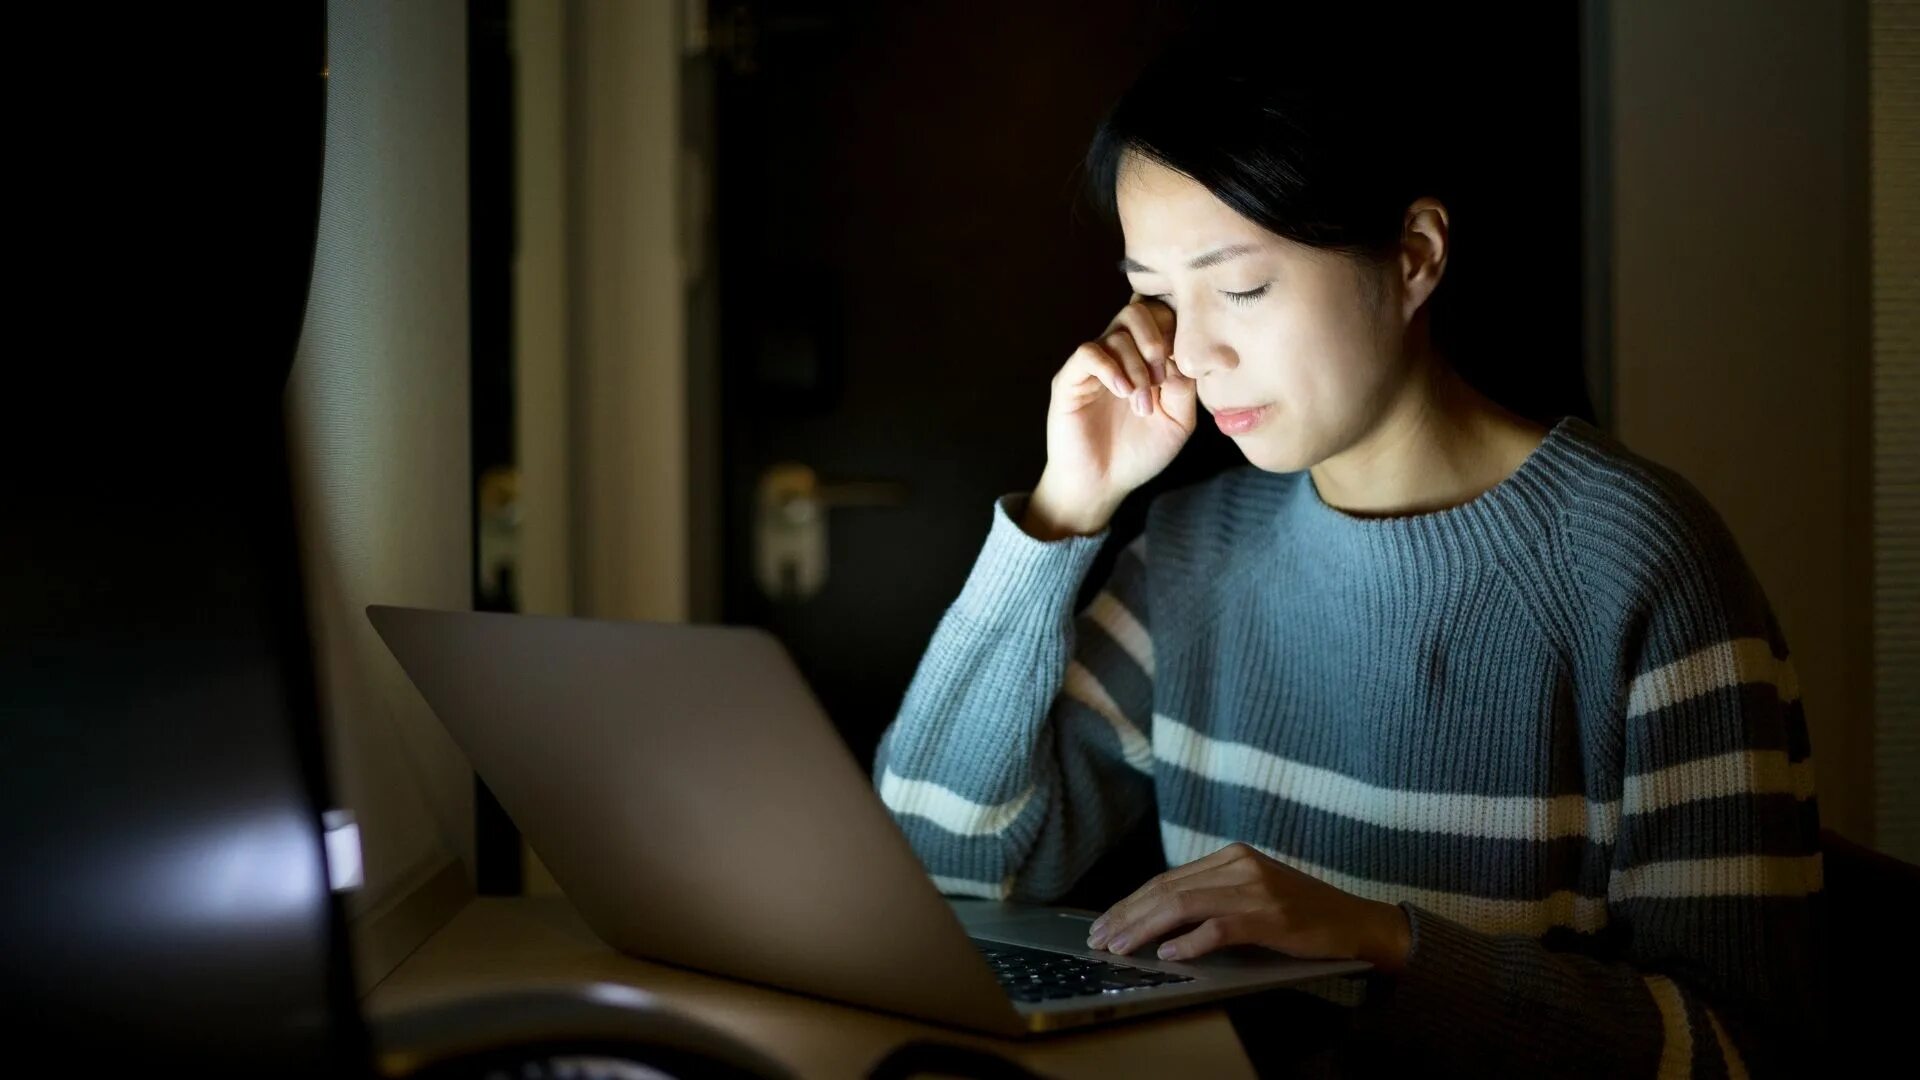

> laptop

[{"left": 366, "top": 605, "right": 1369, "bottom": 1035}]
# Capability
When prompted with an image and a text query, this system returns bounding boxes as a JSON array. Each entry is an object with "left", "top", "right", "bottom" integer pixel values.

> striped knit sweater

[{"left": 871, "top": 415, "right": 1822, "bottom": 1075}]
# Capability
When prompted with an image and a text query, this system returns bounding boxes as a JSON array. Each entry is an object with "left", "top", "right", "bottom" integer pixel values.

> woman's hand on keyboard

[{"left": 1082, "top": 841, "right": 1412, "bottom": 975}]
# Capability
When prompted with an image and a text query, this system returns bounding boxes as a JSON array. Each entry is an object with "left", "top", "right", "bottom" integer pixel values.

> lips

[{"left": 1207, "top": 403, "right": 1271, "bottom": 436}]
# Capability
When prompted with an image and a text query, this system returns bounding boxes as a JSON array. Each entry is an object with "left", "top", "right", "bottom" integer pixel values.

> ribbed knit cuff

[
  {"left": 949, "top": 493, "right": 1109, "bottom": 636},
  {"left": 1358, "top": 903, "right": 1508, "bottom": 1064}
]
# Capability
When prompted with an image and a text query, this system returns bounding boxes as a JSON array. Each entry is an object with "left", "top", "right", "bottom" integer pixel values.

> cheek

[
  {"left": 1239, "top": 305, "right": 1380, "bottom": 395},
  {"left": 1295, "top": 294, "right": 1399, "bottom": 387}
]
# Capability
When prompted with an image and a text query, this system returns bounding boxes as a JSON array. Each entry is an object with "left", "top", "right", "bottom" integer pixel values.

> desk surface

[{"left": 365, "top": 897, "right": 1257, "bottom": 1079}]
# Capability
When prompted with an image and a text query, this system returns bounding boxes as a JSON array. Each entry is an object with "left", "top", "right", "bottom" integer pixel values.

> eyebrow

[{"left": 1118, "top": 243, "right": 1259, "bottom": 275}]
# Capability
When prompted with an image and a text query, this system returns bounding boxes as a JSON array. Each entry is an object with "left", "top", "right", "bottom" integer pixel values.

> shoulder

[
  {"left": 1552, "top": 421, "right": 1779, "bottom": 649},
  {"left": 1556, "top": 421, "right": 1757, "bottom": 597}
]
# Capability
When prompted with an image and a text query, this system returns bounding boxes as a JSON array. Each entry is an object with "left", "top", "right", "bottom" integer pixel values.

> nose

[{"left": 1169, "top": 320, "right": 1236, "bottom": 380}]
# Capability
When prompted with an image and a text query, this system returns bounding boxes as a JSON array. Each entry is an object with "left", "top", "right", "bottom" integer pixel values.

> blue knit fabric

[{"left": 872, "top": 415, "right": 1821, "bottom": 1075}]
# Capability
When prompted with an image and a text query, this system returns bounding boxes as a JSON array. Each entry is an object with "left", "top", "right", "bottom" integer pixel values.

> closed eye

[{"left": 1142, "top": 285, "right": 1270, "bottom": 308}]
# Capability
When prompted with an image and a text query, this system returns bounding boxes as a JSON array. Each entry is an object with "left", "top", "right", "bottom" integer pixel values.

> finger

[
  {"left": 1090, "top": 847, "right": 1235, "bottom": 940},
  {"left": 1156, "top": 359, "right": 1197, "bottom": 421},
  {"left": 1098, "top": 884, "right": 1257, "bottom": 957},
  {"left": 1108, "top": 301, "right": 1170, "bottom": 382},
  {"left": 1116, "top": 842, "right": 1260, "bottom": 913},
  {"left": 1144, "top": 296, "right": 1177, "bottom": 342},
  {"left": 1057, "top": 341, "right": 1133, "bottom": 399},
  {"left": 1089, "top": 856, "right": 1258, "bottom": 947},
  {"left": 1158, "top": 913, "right": 1264, "bottom": 962},
  {"left": 1100, "top": 330, "right": 1155, "bottom": 417}
]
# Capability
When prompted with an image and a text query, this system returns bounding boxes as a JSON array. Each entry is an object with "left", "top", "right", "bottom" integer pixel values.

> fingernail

[
  {"left": 1086, "top": 932, "right": 1106, "bottom": 949},
  {"left": 1109, "top": 937, "right": 1130, "bottom": 953},
  {"left": 1157, "top": 943, "right": 1177, "bottom": 960},
  {"left": 1131, "top": 390, "right": 1150, "bottom": 415}
]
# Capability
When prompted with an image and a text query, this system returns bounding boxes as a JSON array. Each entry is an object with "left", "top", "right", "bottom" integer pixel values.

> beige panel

[
  {"left": 287, "top": 0, "right": 476, "bottom": 979},
  {"left": 568, "top": 0, "right": 690, "bottom": 624},
  {"left": 513, "top": 0, "right": 574, "bottom": 898},
  {"left": 1871, "top": 0, "right": 1920, "bottom": 863},
  {"left": 515, "top": 0, "right": 574, "bottom": 623},
  {"left": 1610, "top": 0, "right": 1874, "bottom": 840}
]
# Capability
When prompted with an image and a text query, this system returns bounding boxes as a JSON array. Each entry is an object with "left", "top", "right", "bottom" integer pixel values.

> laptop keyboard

[{"left": 972, "top": 939, "right": 1195, "bottom": 1004}]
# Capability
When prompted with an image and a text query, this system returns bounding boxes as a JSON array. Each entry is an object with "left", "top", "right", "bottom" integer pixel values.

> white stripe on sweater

[
  {"left": 1082, "top": 592, "right": 1154, "bottom": 678},
  {"left": 1644, "top": 974, "right": 1693, "bottom": 1079},
  {"left": 1154, "top": 715, "right": 1619, "bottom": 843},
  {"left": 1708, "top": 1007, "right": 1749, "bottom": 1078},
  {"left": 1160, "top": 824, "right": 1820, "bottom": 937},
  {"left": 1609, "top": 854, "right": 1823, "bottom": 900},
  {"left": 1062, "top": 661, "right": 1154, "bottom": 773},
  {"left": 877, "top": 770, "right": 1033, "bottom": 837},
  {"left": 927, "top": 872, "right": 1014, "bottom": 900},
  {"left": 1621, "top": 748, "right": 1815, "bottom": 815},
  {"left": 1158, "top": 821, "right": 1612, "bottom": 936},
  {"left": 1627, "top": 637, "right": 1800, "bottom": 718},
  {"left": 1154, "top": 718, "right": 1815, "bottom": 847}
]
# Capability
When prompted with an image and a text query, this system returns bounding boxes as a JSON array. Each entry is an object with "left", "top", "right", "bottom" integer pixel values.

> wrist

[
  {"left": 1358, "top": 900, "right": 1412, "bottom": 975},
  {"left": 1023, "top": 475, "right": 1121, "bottom": 540}
]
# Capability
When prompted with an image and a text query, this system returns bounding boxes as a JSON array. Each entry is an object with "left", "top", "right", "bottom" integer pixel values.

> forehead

[
  {"left": 1114, "top": 155, "right": 1274, "bottom": 263},
  {"left": 1113, "top": 153, "right": 1274, "bottom": 270}
]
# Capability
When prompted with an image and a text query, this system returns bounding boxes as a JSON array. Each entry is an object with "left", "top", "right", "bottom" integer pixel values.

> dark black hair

[
  {"left": 1082, "top": 10, "right": 1596, "bottom": 427},
  {"left": 1086, "top": 31, "right": 1451, "bottom": 262}
]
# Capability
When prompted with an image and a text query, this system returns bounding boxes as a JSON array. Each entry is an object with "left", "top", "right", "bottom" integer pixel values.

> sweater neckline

[{"left": 1290, "top": 414, "right": 1589, "bottom": 554}]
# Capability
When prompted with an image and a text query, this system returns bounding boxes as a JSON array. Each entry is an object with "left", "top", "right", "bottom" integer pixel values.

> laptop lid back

[{"left": 366, "top": 605, "right": 1019, "bottom": 1034}]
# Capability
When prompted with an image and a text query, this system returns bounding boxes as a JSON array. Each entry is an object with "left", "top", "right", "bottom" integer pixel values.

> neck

[{"left": 1308, "top": 351, "right": 1548, "bottom": 518}]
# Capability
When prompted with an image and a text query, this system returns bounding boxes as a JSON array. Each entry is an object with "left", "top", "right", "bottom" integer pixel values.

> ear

[{"left": 1398, "top": 197, "right": 1450, "bottom": 324}]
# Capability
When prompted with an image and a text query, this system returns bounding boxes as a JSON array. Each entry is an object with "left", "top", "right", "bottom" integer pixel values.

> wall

[
  {"left": 1870, "top": 0, "right": 1919, "bottom": 863},
  {"left": 514, "top": 0, "right": 574, "bottom": 623},
  {"left": 286, "top": 0, "right": 476, "bottom": 988},
  {"left": 1608, "top": 0, "right": 1875, "bottom": 840},
  {"left": 566, "top": 0, "right": 690, "bottom": 625}
]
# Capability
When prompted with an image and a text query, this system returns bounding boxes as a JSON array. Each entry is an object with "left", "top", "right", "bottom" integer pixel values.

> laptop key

[{"left": 972, "top": 938, "right": 1192, "bottom": 1003}]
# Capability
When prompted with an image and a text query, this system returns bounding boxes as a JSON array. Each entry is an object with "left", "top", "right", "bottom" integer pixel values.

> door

[{"left": 707, "top": 2, "right": 1237, "bottom": 770}]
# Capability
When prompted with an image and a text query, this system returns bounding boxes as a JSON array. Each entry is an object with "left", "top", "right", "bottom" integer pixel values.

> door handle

[{"left": 755, "top": 463, "right": 908, "bottom": 602}]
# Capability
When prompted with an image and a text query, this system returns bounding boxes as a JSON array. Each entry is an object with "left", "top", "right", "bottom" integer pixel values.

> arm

[
  {"left": 1359, "top": 506, "right": 1824, "bottom": 1076},
  {"left": 872, "top": 492, "right": 1157, "bottom": 903}
]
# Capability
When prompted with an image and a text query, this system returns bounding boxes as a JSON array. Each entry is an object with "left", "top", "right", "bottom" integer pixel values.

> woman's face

[{"left": 1116, "top": 154, "right": 1417, "bottom": 473}]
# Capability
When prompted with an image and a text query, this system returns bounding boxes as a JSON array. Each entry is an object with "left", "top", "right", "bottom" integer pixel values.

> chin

[{"left": 1231, "top": 432, "right": 1315, "bottom": 474}]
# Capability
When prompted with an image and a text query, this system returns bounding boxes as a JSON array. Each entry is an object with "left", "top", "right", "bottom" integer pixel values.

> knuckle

[{"left": 1187, "top": 920, "right": 1222, "bottom": 951}]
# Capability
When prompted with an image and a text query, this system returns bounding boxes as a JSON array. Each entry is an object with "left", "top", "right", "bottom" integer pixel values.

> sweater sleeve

[
  {"left": 871, "top": 492, "right": 1158, "bottom": 902},
  {"left": 1356, "top": 491, "right": 1824, "bottom": 1077}
]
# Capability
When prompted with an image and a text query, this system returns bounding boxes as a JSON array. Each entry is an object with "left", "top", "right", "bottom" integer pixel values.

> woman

[{"left": 871, "top": 26, "right": 1821, "bottom": 1077}]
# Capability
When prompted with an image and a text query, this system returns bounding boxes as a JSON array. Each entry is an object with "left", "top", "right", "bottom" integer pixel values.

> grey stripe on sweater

[{"left": 872, "top": 415, "right": 1821, "bottom": 1076}]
